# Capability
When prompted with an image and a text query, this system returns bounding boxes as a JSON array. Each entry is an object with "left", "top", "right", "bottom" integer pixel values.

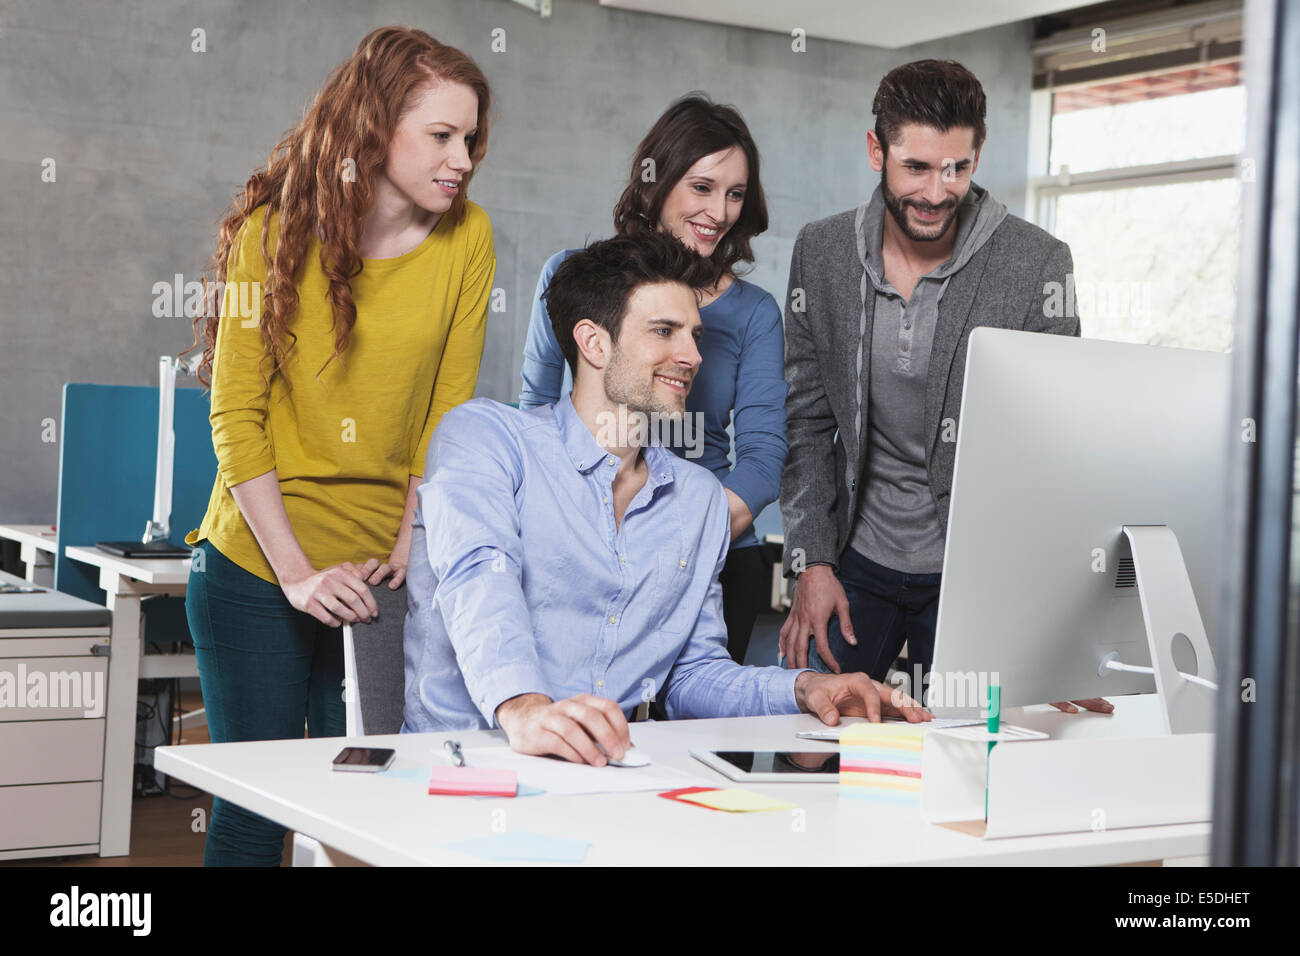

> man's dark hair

[
  {"left": 543, "top": 232, "right": 716, "bottom": 376},
  {"left": 872, "top": 59, "right": 987, "bottom": 155}
]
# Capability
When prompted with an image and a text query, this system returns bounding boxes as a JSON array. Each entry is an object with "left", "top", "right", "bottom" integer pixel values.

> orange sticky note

[{"left": 659, "top": 786, "right": 724, "bottom": 809}]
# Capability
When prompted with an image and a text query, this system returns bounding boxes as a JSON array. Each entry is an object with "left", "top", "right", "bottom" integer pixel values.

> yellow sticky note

[{"left": 677, "top": 788, "right": 795, "bottom": 812}]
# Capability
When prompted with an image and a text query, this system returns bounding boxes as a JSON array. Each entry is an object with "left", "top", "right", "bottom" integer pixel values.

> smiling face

[
  {"left": 868, "top": 123, "right": 980, "bottom": 243},
  {"left": 378, "top": 80, "right": 480, "bottom": 216},
  {"left": 657, "top": 147, "right": 749, "bottom": 259},
  {"left": 600, "top": 281, "right": 703, "bottom": 419}
]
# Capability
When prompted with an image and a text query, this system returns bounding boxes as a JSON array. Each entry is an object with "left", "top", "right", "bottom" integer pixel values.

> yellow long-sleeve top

[{"left": 185, "top": 201, "right": 495, "bottom": 585}]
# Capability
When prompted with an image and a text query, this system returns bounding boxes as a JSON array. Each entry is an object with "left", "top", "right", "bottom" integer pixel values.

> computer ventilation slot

[{"left": 1114, "top": 557, "right": 1137, "bottom": 589}]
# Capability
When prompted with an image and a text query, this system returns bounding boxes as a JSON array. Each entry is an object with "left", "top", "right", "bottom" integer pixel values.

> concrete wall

[{"left": 0, "top": 0, "right": 1032, "bottom": 522}]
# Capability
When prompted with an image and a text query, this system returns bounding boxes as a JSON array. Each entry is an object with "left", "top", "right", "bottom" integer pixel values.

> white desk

[
  {"left": 156, "top": 711, "right": 1210, "bottom": 867},
  {"left": 0, "top": 523, "right": 59, "bottom": 587},
  {"left": 63, "top": 546, "right": 194, "bottom": 858}
]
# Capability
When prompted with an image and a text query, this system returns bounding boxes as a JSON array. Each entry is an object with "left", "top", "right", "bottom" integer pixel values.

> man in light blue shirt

[{"left": 402, "top": 233, "right": 928, "bottom": 763}]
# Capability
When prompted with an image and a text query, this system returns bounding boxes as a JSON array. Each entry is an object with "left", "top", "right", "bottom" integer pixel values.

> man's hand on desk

[
  {"left": 794, "top": 671, "right": 932, "bottom": 725},
  {"left": 495, "top": 693, "right": 632, "bottom": 767}
]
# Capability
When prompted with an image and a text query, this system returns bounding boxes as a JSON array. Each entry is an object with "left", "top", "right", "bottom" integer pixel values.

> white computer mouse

[{"left": 606, "top": 748, "right": 651, "bottom": 768}]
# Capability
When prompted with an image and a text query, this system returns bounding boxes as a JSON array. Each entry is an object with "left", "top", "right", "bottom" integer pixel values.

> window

[{"left": 1028, "top": 4, "right": 1245, "bottom": 351}]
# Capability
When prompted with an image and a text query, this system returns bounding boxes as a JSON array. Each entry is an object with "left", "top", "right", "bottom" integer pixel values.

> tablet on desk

[{"left": 690, "top": 749, "right": 839, "bottom": 783}]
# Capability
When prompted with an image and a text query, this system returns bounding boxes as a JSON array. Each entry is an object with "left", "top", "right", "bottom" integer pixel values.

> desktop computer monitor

[{"left": 925, "top": 328, "right": 1230, "bottom": 733}]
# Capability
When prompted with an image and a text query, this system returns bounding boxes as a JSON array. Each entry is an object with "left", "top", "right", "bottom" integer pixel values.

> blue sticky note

[{"left": 443, "top": 831, "right": 591, "bottom": 864}]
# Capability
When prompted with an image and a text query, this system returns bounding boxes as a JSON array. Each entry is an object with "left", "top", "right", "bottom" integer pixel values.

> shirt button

[
  {"left": 606, "top": 457, "right": 617, "bottom": 466},
  {"left": 619, "top": 555, "right": 626, "bottom": 563},
  {"left": 596, "top": 680, "right": 604, "bottom": 688},
  {"left": 678, "top": 559, "right": 687, "bottom": 568},
  {"left": 608, "top": 615, "right": 617, "bottom": 624}
]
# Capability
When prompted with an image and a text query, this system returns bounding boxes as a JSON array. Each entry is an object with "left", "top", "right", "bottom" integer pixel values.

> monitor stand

[{"left": 1116, "top": 525, "right": 1218, "bottom": 735}]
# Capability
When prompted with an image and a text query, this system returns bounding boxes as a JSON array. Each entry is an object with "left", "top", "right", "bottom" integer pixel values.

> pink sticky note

[{"left": 428, "top": 766, "right": 518, "bottom": 797}]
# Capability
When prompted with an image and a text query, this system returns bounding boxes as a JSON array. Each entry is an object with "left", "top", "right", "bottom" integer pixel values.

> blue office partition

[{"left": 55, "top": 383, "right": 216, "bottom": 643}]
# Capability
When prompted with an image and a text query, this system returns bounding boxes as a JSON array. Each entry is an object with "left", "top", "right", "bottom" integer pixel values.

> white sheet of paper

[
  {"left": 453, "top": 747, "right": 708, "bottom": 795},
  {"left": 795, "top": 718, "right": 985, "bottom": 742}
]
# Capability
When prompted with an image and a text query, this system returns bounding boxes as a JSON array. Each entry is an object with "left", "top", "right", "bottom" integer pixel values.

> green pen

[{"left": 985, "top": 684, "right": 1000, "bottom": 820}]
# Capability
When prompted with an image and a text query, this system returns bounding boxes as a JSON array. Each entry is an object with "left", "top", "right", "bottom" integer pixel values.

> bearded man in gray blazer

[{"left": 779, "top": 59, "right": 1108, "bottom": 715}]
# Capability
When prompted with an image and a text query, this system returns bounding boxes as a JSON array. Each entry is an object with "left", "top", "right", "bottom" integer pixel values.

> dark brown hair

[
  {"left": 611, "top": 93, "right": 768, "bottom": 284},
  {"left": 186, "top": 27, "right": 491, "bottom": 391},
  {"left": 872, "top": 59, "right": 987, "bottom": 155},
  {"left": 543, "top": 232, "right": 717, "bottom": 376}
]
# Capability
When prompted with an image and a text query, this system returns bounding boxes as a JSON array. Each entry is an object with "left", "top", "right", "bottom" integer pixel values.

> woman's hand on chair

[
  {"left": 345, "top": 553, "right": 407, "bottom": 590},
  {"left": 281, "top": 564, "right": 378, "bottom": 627}
]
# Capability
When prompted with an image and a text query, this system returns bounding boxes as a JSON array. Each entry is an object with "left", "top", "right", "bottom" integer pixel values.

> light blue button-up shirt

[
  {"left": 519, "top": 249, "right": 789, "bottom": 552},
  {"left": 401, "top": 394, "right": 805, "bottom": 732}
]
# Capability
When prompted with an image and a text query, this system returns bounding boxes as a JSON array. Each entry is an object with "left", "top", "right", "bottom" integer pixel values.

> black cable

[{"left": 159, "top": 676, "right": 204, "bottom": 799}]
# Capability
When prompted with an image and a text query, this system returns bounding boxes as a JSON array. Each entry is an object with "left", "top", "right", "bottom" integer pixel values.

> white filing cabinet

[{"left": 0, "top": 569, "right": 111, "bottom": 860}]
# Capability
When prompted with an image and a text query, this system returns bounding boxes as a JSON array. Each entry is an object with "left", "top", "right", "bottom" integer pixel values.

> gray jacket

[{"left": 779, "top": 192, "right": 1080, "bottom": 577}]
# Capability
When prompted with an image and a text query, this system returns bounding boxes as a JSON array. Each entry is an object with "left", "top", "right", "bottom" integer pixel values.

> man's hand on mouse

[
  {"left": 495, "top": 692, "right": 631, "bottom": 767},
  {"left": 794, "top": 671, "right": 933, "bottom": 726}
]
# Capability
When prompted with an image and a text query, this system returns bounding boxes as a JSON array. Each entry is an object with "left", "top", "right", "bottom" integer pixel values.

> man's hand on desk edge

[
  {"left": 794, "top": 671, "right": 932, "bottom": 725},
  {"left": 494, "top": 692, "right": 632, "bottom": 767}
]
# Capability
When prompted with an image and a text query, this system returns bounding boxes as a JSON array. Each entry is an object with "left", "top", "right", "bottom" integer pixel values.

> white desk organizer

[{"left": 920, "top": 698, "right": 1213, "bottom": 838}]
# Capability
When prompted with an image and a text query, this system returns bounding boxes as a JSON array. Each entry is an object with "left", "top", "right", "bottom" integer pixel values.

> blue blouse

[{"left": 518, "top": 248, "right": 788, "bottom": 551}]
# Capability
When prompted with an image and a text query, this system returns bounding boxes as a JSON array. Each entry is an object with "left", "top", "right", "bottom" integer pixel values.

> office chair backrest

[
  {"left": 342, "top": 581, "right": 409, "bottom": 735},
  {"left": 55, "top": 383, "right": 217, "bottom": 640}
]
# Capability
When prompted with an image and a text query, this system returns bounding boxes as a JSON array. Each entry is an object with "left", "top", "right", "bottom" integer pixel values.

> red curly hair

[{"left": 188, "top": 26, "right": 491, "bottom": 390}]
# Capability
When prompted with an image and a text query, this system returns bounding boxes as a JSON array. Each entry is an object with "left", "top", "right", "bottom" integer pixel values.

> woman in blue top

[{"left": 518, "top": 93, "right": 787, "bottom": 667}]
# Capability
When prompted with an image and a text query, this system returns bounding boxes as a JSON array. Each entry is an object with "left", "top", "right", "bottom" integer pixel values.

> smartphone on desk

[{"left": 332, "top": 747, "right": 396, "bottom": 772}]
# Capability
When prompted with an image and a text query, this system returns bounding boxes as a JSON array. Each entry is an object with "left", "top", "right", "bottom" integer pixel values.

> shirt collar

[
  {"left": 553, "top": 394, "right": 677, "bottom": 490},
  {"left": 555, "top": 393, "right": 607, "bottom": 472}
]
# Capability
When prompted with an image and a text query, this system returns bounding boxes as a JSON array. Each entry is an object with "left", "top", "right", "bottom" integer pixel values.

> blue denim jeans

[
  {"left": 804, "top": 546, "right": 942, "bottom": 687},
  {"left": 185, "top": 540, "right": 345, "bottom": 866}
]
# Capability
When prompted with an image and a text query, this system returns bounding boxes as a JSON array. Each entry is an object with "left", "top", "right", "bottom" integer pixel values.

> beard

[
  {"left": 881, "top": 172, "right": 961, "bottom": 242},
  {"left": 603, "top": 343, "right": 685, "bottom": 421}
]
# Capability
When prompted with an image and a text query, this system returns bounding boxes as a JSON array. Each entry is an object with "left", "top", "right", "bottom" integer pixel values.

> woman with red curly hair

[{"left": 183, "top": 26, "right": 495, "bottom": 866}]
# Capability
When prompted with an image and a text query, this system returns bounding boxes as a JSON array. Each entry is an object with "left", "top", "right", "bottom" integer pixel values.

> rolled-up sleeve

[
  {"left": 662, "top": 483, "right": 805, "bottom": 718},
  {"left": 208, "top": 215, "right": 275, "bottom": 488},
  {"left": 411, "top": 209, "right": 496, "bottom": 477},
  {"left": 721, "top": 292, "right": 788, "bottom": 520},
  {"left": 420, "top": 403, "right": 549, "bottom": 725}
]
